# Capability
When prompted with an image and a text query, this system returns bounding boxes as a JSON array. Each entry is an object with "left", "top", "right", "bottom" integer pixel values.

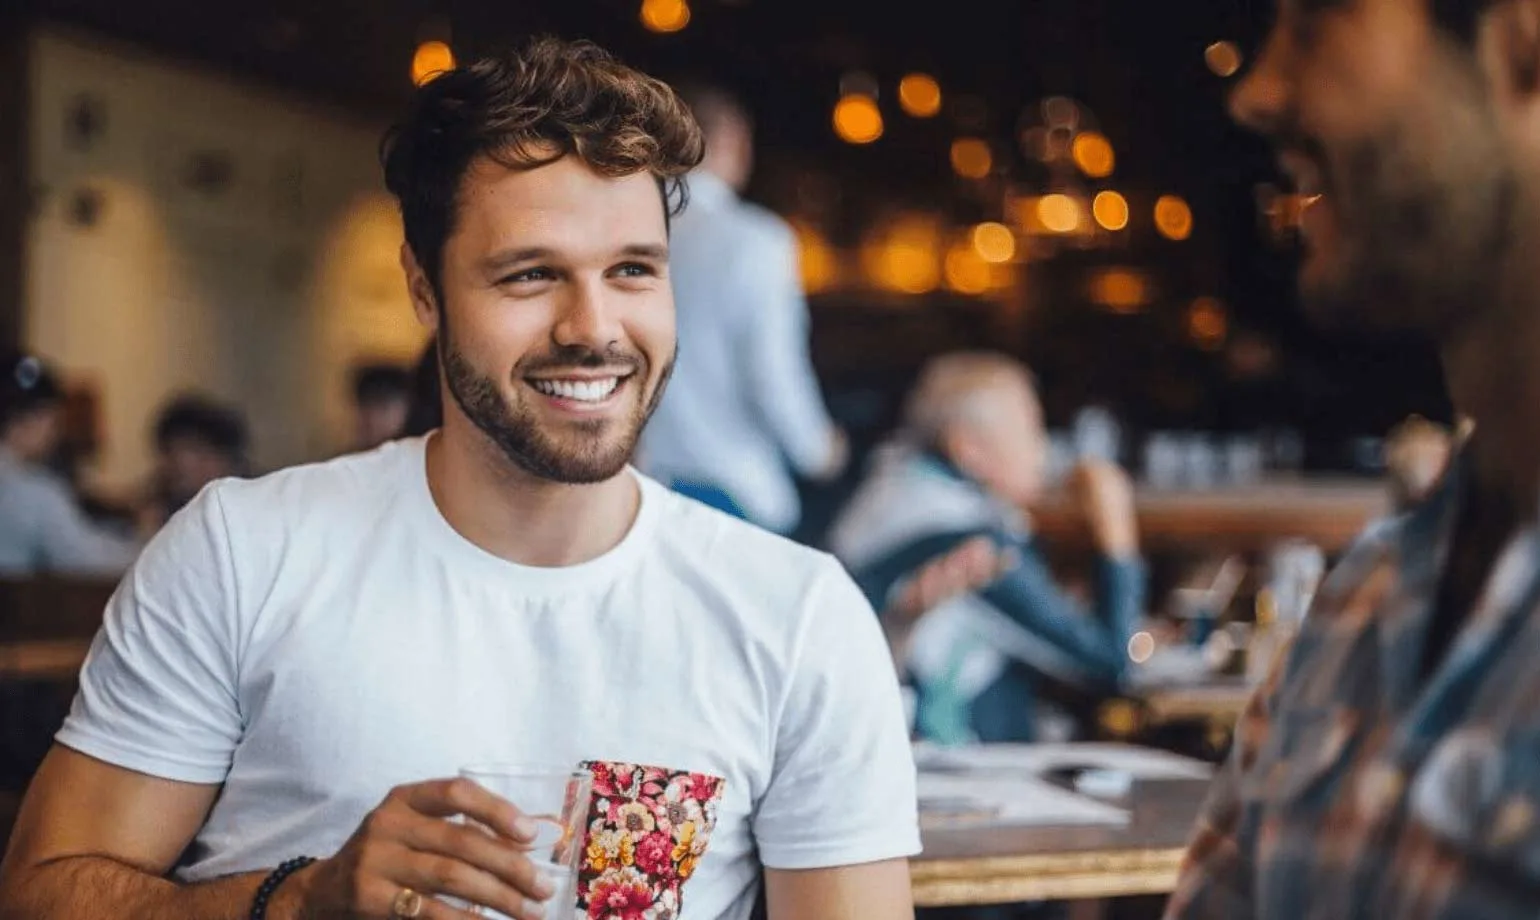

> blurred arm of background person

[
  {"left": 0, "top": 353, "right": 140, "bottom": 577},
  {"left": 880, "top": 535, "right": 1016, "bottom": 668},
  {"left": 1065, "top": 458, "right": 1140, "bottom": 560}
]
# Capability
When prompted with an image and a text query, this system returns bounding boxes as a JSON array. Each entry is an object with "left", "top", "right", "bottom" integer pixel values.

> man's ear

[
  {"left": 401, "top": 243, "right": 440, "bottom": 333},
  {"left": 1482, "top": 0, "right": 1540, "bottom": 101}
]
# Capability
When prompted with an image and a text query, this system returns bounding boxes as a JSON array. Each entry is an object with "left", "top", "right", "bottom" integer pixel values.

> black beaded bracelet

[{"left": 250, "top": 855, "right": 316, "bottom": 920}]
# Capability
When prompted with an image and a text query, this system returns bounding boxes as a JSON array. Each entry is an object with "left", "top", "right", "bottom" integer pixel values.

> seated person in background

[
  {"left": 349, "top": 361, "right": 413, "bottom": 451},
  {"left": 0, "top": 353, "right": 140, "bottom": 576},
  {"left": 401, "top": 337, "right": 442, "bottom": 438},
  {"left": 828, "top": 351, "right": 1145, "bottom": 745},
  {"left": 138, "top": 393, "right": 249, "bottom": 532}
]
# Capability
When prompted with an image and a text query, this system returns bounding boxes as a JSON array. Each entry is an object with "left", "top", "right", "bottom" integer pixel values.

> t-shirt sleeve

[
  {"left": 55, "top": 483, "right": 244, "bottom": 785},
  {"left": 752, "top": 560, "right": 922, "bottom": 870}
]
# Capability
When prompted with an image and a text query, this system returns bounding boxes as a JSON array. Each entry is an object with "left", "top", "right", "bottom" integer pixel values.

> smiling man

[
  {"left": 1167, "top": 1, "right": 1540, "bottom": 918},
  {"left": 0, "top": 39, "right": 918, "bottom": 920}
]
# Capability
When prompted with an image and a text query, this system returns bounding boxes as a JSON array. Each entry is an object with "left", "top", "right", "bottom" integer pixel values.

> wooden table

[
  {"left": 0, "top": 639, "right": 91, "bottom": 681},
  {"left": 1032, "top": 479, "right": 1387, "bottom": 554},
  {"left": 911, "top": 778, "right": 1209, "bottom": 906}
]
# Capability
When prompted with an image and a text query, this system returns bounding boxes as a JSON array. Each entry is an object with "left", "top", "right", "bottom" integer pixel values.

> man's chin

[{"left": 512, "top": 433, "right": 641, "bottom": 485}]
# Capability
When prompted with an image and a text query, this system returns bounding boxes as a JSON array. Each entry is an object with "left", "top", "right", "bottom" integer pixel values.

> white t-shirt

[{"left": 57, "top": 437, "right": 919, "bottom": 920}]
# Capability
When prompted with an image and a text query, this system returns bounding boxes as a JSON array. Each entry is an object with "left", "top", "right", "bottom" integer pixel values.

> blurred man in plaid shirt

[{"left": 1166, "top": 1, "right": 1540, "bottom": 918}]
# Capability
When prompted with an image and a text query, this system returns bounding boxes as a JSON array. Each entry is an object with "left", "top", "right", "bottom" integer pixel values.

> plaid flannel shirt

[{"left": 1167, "top": 456, "right": 1540, "bottom": 920}]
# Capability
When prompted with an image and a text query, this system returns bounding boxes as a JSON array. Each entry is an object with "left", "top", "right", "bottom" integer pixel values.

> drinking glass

[{"left": 454, "top": 764, "right": 592, "bottom": 920}]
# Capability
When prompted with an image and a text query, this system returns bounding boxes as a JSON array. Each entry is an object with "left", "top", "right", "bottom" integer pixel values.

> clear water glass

[{"left": 454, "top": 764, "right": 592, "bottom": 920}]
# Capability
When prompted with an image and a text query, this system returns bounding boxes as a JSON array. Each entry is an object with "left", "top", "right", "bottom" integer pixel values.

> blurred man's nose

[{"left": 1227, "top": 33, "right": 1291, "bottom": 137}]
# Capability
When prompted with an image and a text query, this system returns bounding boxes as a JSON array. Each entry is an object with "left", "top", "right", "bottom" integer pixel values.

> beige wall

[{"left": 26, "top": 27, "right": 427, "bottom": 491}]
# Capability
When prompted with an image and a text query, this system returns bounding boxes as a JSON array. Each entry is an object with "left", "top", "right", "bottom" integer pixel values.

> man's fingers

[
  {"left": 396, "top": 849, "right": 552, "bottom": 920},
  {"left": 395, "top": 779, "right": 537, "bottom": 843},
  {"left": 401, "top": 817, "right": 550, "bottom": 898}
]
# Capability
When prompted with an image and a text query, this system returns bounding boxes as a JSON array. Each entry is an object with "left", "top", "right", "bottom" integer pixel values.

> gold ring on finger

[{"left": 390, "top": 887, "right": 424, "bottom": 919}]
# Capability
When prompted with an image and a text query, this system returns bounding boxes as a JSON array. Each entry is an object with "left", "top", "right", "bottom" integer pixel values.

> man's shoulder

[
  {"left": 203, "top": 438, "right": 419, "bottom": 527},
  {"left": 644, "top": 476, "right": 850, "bottom": 607}
]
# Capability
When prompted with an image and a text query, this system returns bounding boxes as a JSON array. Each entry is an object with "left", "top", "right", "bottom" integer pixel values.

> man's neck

[
  {"left": 1443, "top": 268, "right": 1540, "bottom": 519},
  {"left": 424, "top": 416, "right": 641, "bottom": 568}
]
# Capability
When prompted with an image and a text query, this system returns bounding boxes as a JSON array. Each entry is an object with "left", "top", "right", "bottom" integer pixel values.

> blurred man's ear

[
  {"left": 1484, "top": 0, "right": 1540, "bottom": 102},
  {"left": 401, "top": 243, "right": 440, "bottom": 333}
]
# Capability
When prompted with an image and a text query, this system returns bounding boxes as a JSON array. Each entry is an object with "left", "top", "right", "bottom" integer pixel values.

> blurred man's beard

[
  {"left": 1296, "top": 57, "right": 1513, "bottom": 340},
  {"left": 438, "top": 323, "right": 673, "bottom": 484}
]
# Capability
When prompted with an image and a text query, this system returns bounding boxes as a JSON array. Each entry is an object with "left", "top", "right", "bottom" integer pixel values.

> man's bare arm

[
  {"left": 1, "top": 744, "right": 557, "bottom": 920},
  {"left": 0, "top": 744, "right": 292, "bottom": 920},
  {"left": 764, "top": 859, "right": 915, "bottom": 920}
]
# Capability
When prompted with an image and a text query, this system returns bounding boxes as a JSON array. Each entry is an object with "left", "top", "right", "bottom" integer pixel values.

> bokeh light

[
  {"left": 1206, "top": 41, "right": 1244, "bottom": 78},
  {"left": 1072, "top": 131, "right": 1115, "bottom": 178},
  {"left": 898, "top": 73, "right": 942, "bottom": 118},
  {"left": 971, "top": 222, "right": 1016, "bottom": 263},
  {"left": 945, "top": 242, "right": 992, "bottom": 295},
  {"left": 1092, "top": 191, "right": 1130, "bottom": 231},
  {"left": 1042, "top": 96, "right": 1081, "bottom": 131},
  {"left": 1155, "top": 195, "right": 1194, "bottom": 241},
  {"left": 640, "top": 0, "right": 691, "bottom": 32},
  {"left": 1188, "top": 297, "right": 1229, "bottom": 350},
  {"left": 1037, "top": 194, "right": 1083, "bottom": 234},
  {"left": 1089, "top": 266, "right": 1151, "bottom": 312},
  {"left": 410, "top": 41, "right": 455, "bottom": 86},
  {"left": 950, "top": 137, "right": 993, "bottom": 179},
  {"left": 791, "top": 220, "right": 838, "bottom": 295},
  {"left": 834, "top": 95, "right": 884, "bottom": 144},
  {"left": 861, "top": 213, "right": 942, "bottom": 294}
]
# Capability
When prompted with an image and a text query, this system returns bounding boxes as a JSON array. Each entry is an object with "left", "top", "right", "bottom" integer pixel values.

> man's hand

[
  {"left": 1384, "top": 416, "right": 1452, "bottom": 509},
  {"left": 1069, "top": 460, "right": 1139, "bottom": 558},
  {"left": 812, "top": 428, "right": 851, "bottom": 483},
  {"left": 884, "top": 536, "right": 1015, "bottom": 626},
  {"left": 280, "top": 778, "right": 553, "bottom": 920}
]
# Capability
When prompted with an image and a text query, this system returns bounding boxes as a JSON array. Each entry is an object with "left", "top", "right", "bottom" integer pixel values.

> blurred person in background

[
  {"left": 1168, "top": 0, "right": 1540, "bottom": 917},
  {"left": 0, "top": 352, "right": 139, "bottom": 576},
  {"left": 138, "top": 393, "right": 250, "bottom": 533},
  {"left": 637, "top": 81, "right": 847, "bottom": 534},
  {"left": 401, "top": 337, "right": 442, "bottom": 438},
  {"left": 829, "top": 352, "right": 1145, "bottom": 745},
  {"left": 348, "top": 361, "right": 413, "bottom": 451}
]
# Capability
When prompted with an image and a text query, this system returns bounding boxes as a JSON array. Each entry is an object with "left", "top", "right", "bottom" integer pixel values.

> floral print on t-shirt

[{"left": 576, "top": 761, "right": 726, "bottom": 920}]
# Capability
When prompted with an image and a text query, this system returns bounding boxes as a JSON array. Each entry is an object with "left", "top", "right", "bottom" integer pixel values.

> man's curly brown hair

[{"left": 381, "top": 37, "right": 705, "bottom": 298}]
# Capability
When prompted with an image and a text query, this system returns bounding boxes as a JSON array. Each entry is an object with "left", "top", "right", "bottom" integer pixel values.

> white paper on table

[
  {"left": 914, "top": 742, "right": 1214, "bottom": 781},
  {"left": 917, "top": 772, "right": 1130, "bottom": 827}
]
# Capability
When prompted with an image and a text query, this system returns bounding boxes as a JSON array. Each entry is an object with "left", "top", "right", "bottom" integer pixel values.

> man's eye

[
  {"left": 614, "top": 263, "right": 657, "bottom": 279},
  {"left": 500, "top": 267, "right": 554, "bottom": 284}
]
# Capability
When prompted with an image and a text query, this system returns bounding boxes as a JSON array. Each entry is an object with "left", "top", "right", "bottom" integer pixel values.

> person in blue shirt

[
  {"left": 0, "top": 353, "right": 140, "bottom": 576},
  {"left": 829, "top": 351, "right": 1145, "bottom": 744}
]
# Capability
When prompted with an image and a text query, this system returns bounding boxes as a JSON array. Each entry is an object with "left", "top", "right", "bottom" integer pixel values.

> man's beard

[
  {"left": 1298, "top": 56, "right": 1514, "bottom": 339},
  {"left": 439, "top": 322, "right": 674, "bottom": 484}
]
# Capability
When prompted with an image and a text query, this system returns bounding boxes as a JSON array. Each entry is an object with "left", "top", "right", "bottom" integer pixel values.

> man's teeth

[{"left": 531, "top": 377, "right": 621, "bottom": 402}]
